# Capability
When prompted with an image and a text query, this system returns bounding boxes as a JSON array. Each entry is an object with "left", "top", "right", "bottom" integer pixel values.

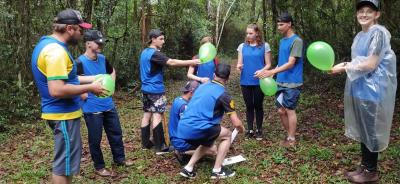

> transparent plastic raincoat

[{"left": 344, "top": 25, "right": 397, "bottom": 152}]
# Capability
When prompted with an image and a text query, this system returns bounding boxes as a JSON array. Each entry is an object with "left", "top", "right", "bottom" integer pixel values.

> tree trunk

[
  {"left": 207, "top": 0, "right": 213, "bottom": 19},
  {"left": 262, "top": 0, "right": 267, "bottom": 41},
  {"left": 270, "top": 0, "right": 277, "bottom": 35},
  {"left": 83, "top": 0, "right": 94, "bottom": 22},
  {"left": 216, "top": 0, "right": 237, "bottom": 49},
  {"left": 67, "top": 0, "right": 77, "bottom": 9},
  {"left": 215, "top": 0, "right": 222, "bottom": 46},
  {"left": 140, "top": 0, "right": 151, "bottom": 48},
  {"left": 250, "top": 0, "right": 256, "bottom": 23}
]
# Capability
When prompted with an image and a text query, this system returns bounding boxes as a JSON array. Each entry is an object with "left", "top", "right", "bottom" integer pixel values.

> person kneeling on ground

[
  {"left": 176, "top": 63, "right": 245, "bottom": 179},
  {"left": 168, "top": 80, "right": 217, "bottom": 165}
]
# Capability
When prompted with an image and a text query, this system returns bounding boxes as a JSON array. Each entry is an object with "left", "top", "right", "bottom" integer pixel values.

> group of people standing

[{"left": 31, "top": 0, "right": 396, "bottom": 183}]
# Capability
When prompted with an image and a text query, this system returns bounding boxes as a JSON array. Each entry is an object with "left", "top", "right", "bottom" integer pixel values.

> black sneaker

[
  {"left": 155, "top": 145, "right": 174, "bottom": 155},
  {"left": 174, "top": 151, "right": 191, "bottom": 166},
  {"left": 180, "top": 168, "right": 196, "bottom": 179},
  {"left": 210, "top": 167, "right": 235, "bottom": 179},
  {"left": 142, "top": 141, "right": 154, "bottom": 150},
  {"left": 245, "top": 130, "right": 254, "bottom": 139},
  {"left": 255, "top": 130, "right": 263, "bottom": 140}
]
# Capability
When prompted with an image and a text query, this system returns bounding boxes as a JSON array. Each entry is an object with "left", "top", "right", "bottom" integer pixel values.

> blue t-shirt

[
  {"left": 139, "top": 48, "right": 169, "bottom": 94},
  {"left": 77, "top": 54, "right": 115, "bottom": 113},
  {"left": 237, "top": 43, "right": 270, "bottom": 85},
  {"left": 276, "top": 34, "right": 303, "bottom": 84},
  {"left": 193, "top": 55, "right": 218, "bottom": 80},
  {"left": 31, "top": 36, "right": 82, "bottom": 120},
  {"left": 177, "top": 80, "right": 235, "bottom": 140},
  {"left": 168, "top": 96, "right": 188, "bottom": 148}
]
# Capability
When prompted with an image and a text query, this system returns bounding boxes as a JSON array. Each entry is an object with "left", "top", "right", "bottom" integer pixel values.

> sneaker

[
  {"left": 174, "top": 151, "right": 191, "bottom": 166},
  {"left": 255, "top": 130, "right": 263, "bottom": 140},
  {"left": 210, "top": 167, "right": 235, "bottom": 179},
  {"left": 155, "top": 145, "right": 174, "bottom": 155},
  {"left": 95, "top": 168, "right": 112, "bottom": 177},
  {"left": 141, "top": 141, "right": 154, "bottom": 150},
  {"left": 180, "top": 168, "right": 196, "bottom": 179},
  {"left": 347, "top": 168, "right": 379, "bottom": 183},
  {"left": 114, "top": 159, "right": 134, "bottom": 167},
  {"left": 245, "top": 130, "right": 254, "bottom": 139}
]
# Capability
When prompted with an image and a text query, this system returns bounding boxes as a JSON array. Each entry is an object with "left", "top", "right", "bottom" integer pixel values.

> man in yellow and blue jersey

[{"left": 31, "top": 9, "right": 107, "bottom": 184}]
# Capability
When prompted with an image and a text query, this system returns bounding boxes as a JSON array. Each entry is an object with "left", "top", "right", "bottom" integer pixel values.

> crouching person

[{"left": 176, "top": 63, "right": 245, "bottom": 179}]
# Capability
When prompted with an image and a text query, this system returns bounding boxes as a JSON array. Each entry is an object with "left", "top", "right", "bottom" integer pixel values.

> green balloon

[
  {"left": 306, "top": 41, "right": 335, "bottom": 71},
  {"left": 198, "top": 42, "right": 217, "bottom": 63},
  {"left": 259, "top": 77, "right": 278, "bottom": 96},
  {"left": 95, "top": 74, "right": 115, "bottom": 98}
]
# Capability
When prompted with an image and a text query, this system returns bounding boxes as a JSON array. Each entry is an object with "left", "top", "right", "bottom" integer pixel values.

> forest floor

[{"left": 1, "top": 60, "right": 399, "bottom": 184}]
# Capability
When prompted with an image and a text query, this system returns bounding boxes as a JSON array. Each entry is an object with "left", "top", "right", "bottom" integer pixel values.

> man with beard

[{"left": 31, "top": 9, "right": 107, "bottom": 184}]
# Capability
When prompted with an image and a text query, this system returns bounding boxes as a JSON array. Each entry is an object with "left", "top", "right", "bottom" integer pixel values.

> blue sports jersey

[
  {"left": 177, "top": 81, "right": 235, "bottom": 140},
  {"left": 77, "top": 54, "right": 115, "bottom": 113}
]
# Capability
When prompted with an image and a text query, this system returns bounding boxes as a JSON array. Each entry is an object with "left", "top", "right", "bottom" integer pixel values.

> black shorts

[{"left": 186, "top": 125, "right": 221, "bottom": 148}]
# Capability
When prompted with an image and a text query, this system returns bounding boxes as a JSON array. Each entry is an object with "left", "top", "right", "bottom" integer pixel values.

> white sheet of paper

[
  {"left": 231, "top": 128, "right": 238, "bottom": 144},
  {"left": 222, "top": 155, "right": 246, "bottom": 166},
  {"left": 277, "top": 93, "right": 283, "bottom": 106}
]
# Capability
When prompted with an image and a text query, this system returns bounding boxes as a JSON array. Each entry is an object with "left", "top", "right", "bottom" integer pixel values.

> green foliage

[
  {"left": 305, "top": 145, "right": 334, "bottom": 161},
  {"left": 0, "top": 81, "right": 39, "bottom": 137}
]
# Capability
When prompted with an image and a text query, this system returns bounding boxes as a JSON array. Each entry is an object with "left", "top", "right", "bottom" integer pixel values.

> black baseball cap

[
  {"left": 215, "top": 63, "right": 231, "bottom": 80},
  {"left": 180, "top": 80, "right": 200, "bottom": 93},
  {"left": 277, "top": 12, "right": 293, "bottom": 23},
  {"left": 356, "top": 0, "right": 379, "bottom": 11},
  {"left": 84, "top": 30, "right": 106, "bottom": 44},
  {"left": 54, "top": 9, "right": 92, "bottom": 29},
  {"left": 148, "top": 29, "right": 164, "bottom": 44}
]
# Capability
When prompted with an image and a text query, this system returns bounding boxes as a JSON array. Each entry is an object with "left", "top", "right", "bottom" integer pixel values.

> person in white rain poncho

[{"left": 330, "top": 0, "right": 397, "bottom": 183}]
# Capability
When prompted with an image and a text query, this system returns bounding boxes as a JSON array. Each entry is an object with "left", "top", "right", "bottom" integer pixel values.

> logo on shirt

[{"left": 230, "top": 100, "right": 235, "bottom": 109}]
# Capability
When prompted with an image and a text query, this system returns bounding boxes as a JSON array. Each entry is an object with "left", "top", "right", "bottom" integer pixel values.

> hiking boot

[
  {"left": 345, "top": 165, "right": 367, "bottom": 178},
  {"left": 245, "top": 130, "right": 254, "bottom": 139},
  {"left": 210, "top": 167, "right": 235, "bottom": 179},
  {"left": 255, "top": 129, "right": 263, "bottom": 140},
  {"left": 180, "top": 168, "right": 196, "bottom": 179},
  {"left": 347, "top": 168, "right": 379, "bottom": 183},
  {"left": 141, "top": 125, "right": 153, "bottom": 149}
]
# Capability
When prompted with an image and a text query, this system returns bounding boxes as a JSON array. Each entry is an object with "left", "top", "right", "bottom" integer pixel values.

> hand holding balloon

[
  {"left": 329, "top": 62, "right": 348, "bottom": 74},
  {"left": 93, "top": 74, "right": 115, "bottom": 98},
  {"left": 191, "top": 58, "right": 201, "bottom": 65}
]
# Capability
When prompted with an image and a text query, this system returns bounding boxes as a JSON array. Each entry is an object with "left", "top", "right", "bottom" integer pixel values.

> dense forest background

[{"left": 0, "top": 0, "right": 399, "bottom": 136}]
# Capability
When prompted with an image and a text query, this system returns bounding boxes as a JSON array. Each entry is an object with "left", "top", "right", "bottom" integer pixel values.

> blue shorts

[
  {"left": 275, "top": 86, "right": 301, "bottom": 110},
  {"left": 47, "top": 118, "right": 82, "bottom": 176},
  {"left": 174, "top": 125, "right": 221, "bottom": 152},
  {"left": 171, "top": 137, "right": 196, "bottom": 152}
]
